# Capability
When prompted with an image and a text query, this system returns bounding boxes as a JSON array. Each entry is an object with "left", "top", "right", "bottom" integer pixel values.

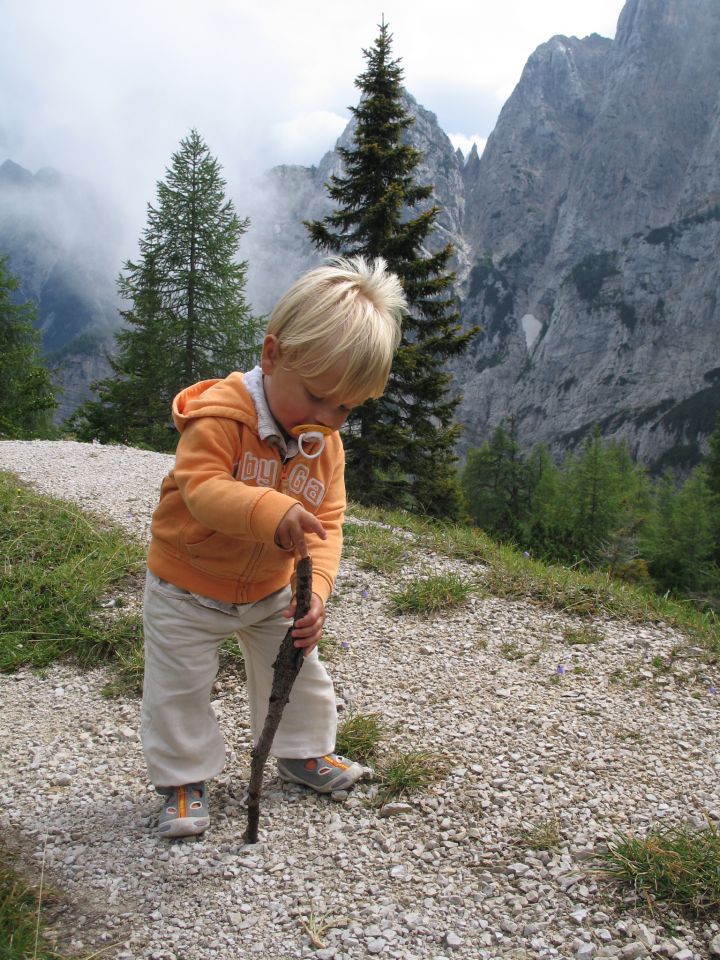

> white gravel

[{"left": 1, "top": 439, "right": 719, "bottom": 960}]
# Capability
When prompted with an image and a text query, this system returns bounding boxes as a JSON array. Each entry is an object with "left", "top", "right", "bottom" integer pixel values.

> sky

[{"left": 1, "top": 0, "right": 625, "bottom": 242}]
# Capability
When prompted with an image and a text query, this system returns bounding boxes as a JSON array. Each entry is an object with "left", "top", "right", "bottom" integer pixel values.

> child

[{"left": 141, "top": 256, "right": 405, "bottom": 837}]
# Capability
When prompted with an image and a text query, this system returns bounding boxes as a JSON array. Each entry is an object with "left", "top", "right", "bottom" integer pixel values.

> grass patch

[
  {"left": 515, "top": 817, "right": 562, "bottom": 852},
  {"left": 499, "top": 640, "right": 526, "bottom": 660},
  {"left": 389, "top": 573, "right": 473, "bottom": 615},
  {"left": 374, "top": 750, "right": 446, "bottom": 803},
  {"left": 598, "top": 822, "right": 720, "bottom": 916},
  {"left": 346, "top": 502, "right": 720, "bottom": 661},
  {"left": 342, "top": 521, "right": 407, "bottom": 574},
  {"left": 0, "top": 843, "right": 64, "bottom": 960},
  {"left": 563, "top": 626, "right": 603, "bottom": 646},
  {"left": 335, "top": 712, "right": 384, "bottom": 764},
  {"left": 0, "top": 473, "right": 144, "bottom": 673}
]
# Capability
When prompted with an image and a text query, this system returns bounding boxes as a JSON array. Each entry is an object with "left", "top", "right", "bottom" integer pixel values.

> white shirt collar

[{"left": 243, "top": 366, "right": 299, "bottom": 460}]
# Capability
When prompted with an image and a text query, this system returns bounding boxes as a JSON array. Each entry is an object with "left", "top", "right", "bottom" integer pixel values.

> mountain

[
  {"left": 2, "top": 0, "right": 719, "bottom": 470},
  {"left": 0, "top": 159, "right": 120, "bottom": 419},
  {"left": 455, "top": 0, "right": 720, "bottom": 471}
]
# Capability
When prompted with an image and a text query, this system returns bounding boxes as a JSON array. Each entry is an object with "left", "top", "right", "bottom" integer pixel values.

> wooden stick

[{"left": 244, "top": 556, "right": 313, "bottom": 844}]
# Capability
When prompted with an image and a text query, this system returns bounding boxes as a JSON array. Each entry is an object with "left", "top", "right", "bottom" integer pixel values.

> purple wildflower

[{"left": 556, "top": 664, "right": 565, "bottom": 675}]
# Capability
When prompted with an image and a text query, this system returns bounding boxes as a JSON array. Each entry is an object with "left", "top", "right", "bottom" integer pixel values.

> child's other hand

[
  {"left": 275, "top": 503, "right": 327, "bottom": 558},
  {"left": 284, "top": 592, "right": 325, "bottom": 657}
]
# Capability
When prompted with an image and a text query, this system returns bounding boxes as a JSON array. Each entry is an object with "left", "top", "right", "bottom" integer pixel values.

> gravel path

[{"left": 1, "top": 439, "right": 719, "bottom": 960}]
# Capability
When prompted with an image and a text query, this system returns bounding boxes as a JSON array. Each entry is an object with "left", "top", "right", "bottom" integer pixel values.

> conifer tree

[
  {"left": 306, "top": 21, "right": 473, "bottom": 518},
  {"left": 462, "top": 421, "right": 528, "bottom": 539},
  {"left": 0, "top": 255, "right": 57, "bottom": 438},
  {"left": 71, "top": 130, "right": 262, "bottom": 451}
]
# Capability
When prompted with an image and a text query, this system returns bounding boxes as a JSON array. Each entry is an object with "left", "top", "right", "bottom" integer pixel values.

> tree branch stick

[{"left": 244, "top": 556, "right": 313, "bottom": 844}]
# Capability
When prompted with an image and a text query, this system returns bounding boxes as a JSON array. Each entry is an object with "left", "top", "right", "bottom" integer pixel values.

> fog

[{"left": 1, "top": 0, "right": 624, "bottom": 313}]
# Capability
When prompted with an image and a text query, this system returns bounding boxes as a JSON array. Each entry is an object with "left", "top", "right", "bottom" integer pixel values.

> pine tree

[
  {"left": 640, "top": 467, "right": 719, "bottom": 596},
  {"left": 0, "top": 255, "right": 57, "bottom": 438},
  {"left": 305, "top": 21, "right": 474, "bottom": 518},
  {"left": 461, "top": 421, "right": 528, "bottom": 539},
  {"left": 71, "top": 129, "right": 262, "bottom": 451}
]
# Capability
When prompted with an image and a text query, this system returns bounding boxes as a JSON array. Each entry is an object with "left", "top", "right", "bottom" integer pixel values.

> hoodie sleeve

[{"left": 172, "top": 416, "right": 296, "bottom": 542}]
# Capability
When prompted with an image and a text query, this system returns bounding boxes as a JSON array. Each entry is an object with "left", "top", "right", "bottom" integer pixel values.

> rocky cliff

[
  {"left": 0, "top": 159, "right": 120, "bottom": 418},
  {"left": 456, "top": 0, "right": 720, "bottom": 471}
]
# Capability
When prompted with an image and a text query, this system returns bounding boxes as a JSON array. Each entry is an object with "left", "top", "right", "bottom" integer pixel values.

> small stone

[
  {"left": 507, "top": 862, "right": 530, "bottom": 876},
  {"left": 446, "top": 931, "right": 463, "bottom": 949},
  {"left": 367, "top": 938, "right": 386, "bottom": 954},
  {"left": 331, "top": 790, "right": 349, "bottom": 802},
  {"left": 620, "top": 944, "right": 648, "bottom": 960},
  {"left": 378, "top": 802, "right": 412, "bottom": 818},
  {"left": 673, "top": 952, "right": 694, "bottom": 960},
  {"left": 576, "top": 945, "right": 596, "bottom": 959},
  {"left": 710, "top": 935, "right": 720, "bottom": 956},
  {"left": 316, "top": 950, "right": 336, "bottom": 960}
]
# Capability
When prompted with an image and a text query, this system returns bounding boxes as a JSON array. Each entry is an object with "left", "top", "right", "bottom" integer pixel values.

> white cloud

[
  {"left": 0, "top": 0, "right": 626, "bottom": 222},
  {"left": 448, "top": 134, "right": 488, "bottom": 160},
  {"left": 269, "top": 111, "right": 348, "bottom": 167}
]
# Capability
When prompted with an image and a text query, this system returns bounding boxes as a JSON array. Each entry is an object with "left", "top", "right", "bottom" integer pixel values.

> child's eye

[{"left": 307, "top": 391, "right": 323, "bottom": 403}]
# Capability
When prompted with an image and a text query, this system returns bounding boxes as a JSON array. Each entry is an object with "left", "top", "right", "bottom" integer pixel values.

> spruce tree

[
  {"left": 461, "top": 421, "right": 528, "bottom": 539},
  {"left": 71, "top": 129, "right": 262, "bottom": 451},
  {"left": 306, "top": 21, "right": 474, "bottom": 518},
  {"left": 0, "top": 255, "right": 57, "bottom": 438}
]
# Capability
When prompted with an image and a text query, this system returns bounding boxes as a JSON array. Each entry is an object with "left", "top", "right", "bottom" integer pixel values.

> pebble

[{"left": 0, "top": 439, "right": 718, "bottom": 960}]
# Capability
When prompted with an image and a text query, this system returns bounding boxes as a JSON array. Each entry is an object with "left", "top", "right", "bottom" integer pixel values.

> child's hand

[
  {"left": 284, "top": 592, "right": 326, "bottom": 657},
  {"left": 275, "top": 503, "right": 326, "bottom": 558}
]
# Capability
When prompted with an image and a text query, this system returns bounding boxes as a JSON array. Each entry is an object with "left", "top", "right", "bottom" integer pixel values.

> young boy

[{"left": 141, "top": 256, "right": 405, "bottom": 838}]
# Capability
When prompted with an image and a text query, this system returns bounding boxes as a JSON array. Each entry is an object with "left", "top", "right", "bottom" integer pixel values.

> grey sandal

[
  {"left": 157, "top": 782, "right": 209, "bottom": 838},
  {"left": 276, "top": 754, "right": 365, "bottom": 794}
]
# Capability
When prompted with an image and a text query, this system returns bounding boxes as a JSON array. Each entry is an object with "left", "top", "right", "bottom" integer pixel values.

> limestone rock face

[{"left": 454, "top": 0, "right": 720, "bottom": 471}]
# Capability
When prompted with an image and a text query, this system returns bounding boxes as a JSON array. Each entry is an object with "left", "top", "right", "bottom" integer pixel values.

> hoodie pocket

[{"left": 179, "top": 524, "right": 264, "bottom": 581}]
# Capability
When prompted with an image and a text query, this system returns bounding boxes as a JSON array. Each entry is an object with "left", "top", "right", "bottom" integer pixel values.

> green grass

[
  {"left": 563, "top": 626, "right": 603, "bottom": 646},
  {"left": 515, "top": 817, "right": 562, "bottom": 852},
  {"left": 0, "top": 472, "right": 144, "bottom": 674},
  {"left": 598, "top": 822, "right": 720, "bottom": 917},
  {"left": 0, "top": 844, "right": 64, "bottom": 960},
  {"left": 374, "top": 750, "right": 446, "bottom": 803},
  {"left": 389, "top": 572, "right": 473, "bottom": 614},
  {"left": 335, "top": 712, "right": 384, "bottom": 764},
  {"left": 346, "top": 502, "right": 720, "bottom": 660},
  {"left": 499, "top": 640, "right": 526, "bottom": 660},
  {"left": 342, "top": 522, "right": 407, "bottom": 574}
]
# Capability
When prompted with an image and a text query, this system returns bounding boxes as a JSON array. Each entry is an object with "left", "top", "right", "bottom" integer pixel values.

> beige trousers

[{"left": 141, "top": 569, "right": 337, "bottom": 787}]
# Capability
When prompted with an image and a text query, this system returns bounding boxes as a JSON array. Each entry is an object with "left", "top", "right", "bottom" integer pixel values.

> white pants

[{"left": 141, "top": 570, "right": 337, "bottom": 787}]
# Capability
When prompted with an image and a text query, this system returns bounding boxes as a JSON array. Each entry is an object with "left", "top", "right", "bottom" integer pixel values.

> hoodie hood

[{"left": 172, "top": 373, "right": 257, "bottom": 434}]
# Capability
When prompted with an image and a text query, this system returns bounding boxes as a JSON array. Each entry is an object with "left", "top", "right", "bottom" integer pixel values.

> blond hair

[{"left": 266, "top": 256, "right": 405, "bottom": 401}]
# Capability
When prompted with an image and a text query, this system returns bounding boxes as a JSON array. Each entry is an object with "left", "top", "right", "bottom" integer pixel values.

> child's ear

[{"left": 261, "top": 335, "right": 281, "bottom": 375}]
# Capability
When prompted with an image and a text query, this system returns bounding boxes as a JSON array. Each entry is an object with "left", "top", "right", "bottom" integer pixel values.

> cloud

[
  {"left": 447, "top": 134, "right": 488, "bottom": 160},
  {"left": 269, "top": 111, "right": 348, "bottom": 167}
]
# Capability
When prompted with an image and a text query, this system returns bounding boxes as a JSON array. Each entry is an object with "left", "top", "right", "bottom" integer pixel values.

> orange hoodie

[{"left": 147, "top": 372, "right": 345, "bottom": 605}]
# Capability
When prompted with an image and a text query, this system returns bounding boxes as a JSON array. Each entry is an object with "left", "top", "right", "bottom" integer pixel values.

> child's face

[{"left": 260, "top": 335, "right": 363, "bottom": 437}]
